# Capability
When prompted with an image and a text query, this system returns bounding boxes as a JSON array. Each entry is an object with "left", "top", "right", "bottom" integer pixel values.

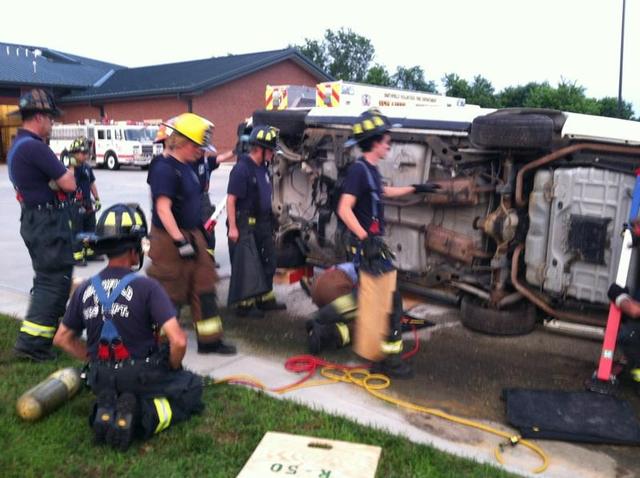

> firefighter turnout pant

[
  {"left": 228, "top": 211, "right": 277, "bottom": 308},
  {"left": 147, "top": 226, "right": 224, "bottom": 346},
  {"left": 15, "top": 205, "right": 74, "bottom": 356},
  {"left": 87, "top": 357, "right": 204, "bottom": 439},
  {"left": 346, "top": 235, "right": 404, "bottom": 359}
]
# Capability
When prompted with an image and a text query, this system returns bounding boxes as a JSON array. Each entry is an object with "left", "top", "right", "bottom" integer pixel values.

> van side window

[
  {"left": 107, "top": 130, "right": 112, "bottom": 140},
  {"left": 98, "top": 130, "right": 105, "bottom": 140},
  {"left": 115, "top": 129, "right": 122, "bottom": 140}
]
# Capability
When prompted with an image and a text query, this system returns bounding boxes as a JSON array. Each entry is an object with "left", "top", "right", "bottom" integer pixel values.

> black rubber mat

[{"left": 503, "top": 388, "right": 640, "bottom": 444}]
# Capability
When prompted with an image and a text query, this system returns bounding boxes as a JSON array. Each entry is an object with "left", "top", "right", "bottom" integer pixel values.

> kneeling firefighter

[
  {"left": 305, "top": 263, "right": 359, "bottom": 354},
  {"left": 53, "top": 203, "right": 204, "bottom": 451}
]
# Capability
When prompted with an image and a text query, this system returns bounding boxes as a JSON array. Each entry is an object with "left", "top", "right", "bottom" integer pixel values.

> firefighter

[
  {"left": 69, "top": 136, "right": 101, "bottom": 264},
  {"left": 305, "top": 263, "right": 358, "bottom": 354},
  {"left": 607, "top": 283, "right": 640, "bottom": 394},
  {"left": 53, "top": 204, "right": 204, "bottom": 450},
  {"left": 337, "top": 109, "right": 440, "bottom": 378},
  {"left": 8, "top": 89, "right": 77, "bottom": 362},
  {"left": 227, "top": 125, "right": 286, "bottom": 317},
  {"left": 146, "top": 113, "right": 236, "bottom": 355},
  {"left": 192, "top": 137, "right": 235, "bottom": 259}
]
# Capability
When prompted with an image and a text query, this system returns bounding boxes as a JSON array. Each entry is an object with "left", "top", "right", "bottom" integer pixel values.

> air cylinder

[{"left": 16, "top": 367, "right": 82, "bottom": 421}]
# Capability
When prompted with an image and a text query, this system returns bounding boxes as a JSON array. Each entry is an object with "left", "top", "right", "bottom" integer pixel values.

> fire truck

[
  {"left": 315, "top": 81, "right": 466, "bottom": 108},
  {"left": 50, "top": 121, "right": 160, "bottom": 170}
]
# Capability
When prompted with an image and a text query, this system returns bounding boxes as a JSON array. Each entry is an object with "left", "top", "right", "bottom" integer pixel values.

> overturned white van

[{"left": 247, "top": 106, "right": 640, "bottom": 335}]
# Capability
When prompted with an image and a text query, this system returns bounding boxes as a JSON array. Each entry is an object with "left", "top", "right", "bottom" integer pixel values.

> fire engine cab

[{"left": 50, "top": 121, "right": 160, "bottom": 170}]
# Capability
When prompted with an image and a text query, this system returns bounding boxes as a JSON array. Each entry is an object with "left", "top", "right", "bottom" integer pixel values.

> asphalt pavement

[{"left": 1, "top": 165, "right": 639, "bottom": 478}]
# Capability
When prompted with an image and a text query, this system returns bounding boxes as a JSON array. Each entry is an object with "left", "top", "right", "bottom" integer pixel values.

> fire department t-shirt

[
  {"left": 74, "top": 163, "right": 95, "bottom": 204},
  {"left": 9, "top": 129, "right": 68, "bottom": 207},
  {"left": 341, "top": 158, "right": 385, "bottom": 234},
  {"left": 63, "top": 267, "right": 176, "bottom": 360},
  {"left": 227, "top": 154, "right": 272, "bottom": 215},
  {"left": 148, "top": 155, "right": 202, "bottom": 229}
]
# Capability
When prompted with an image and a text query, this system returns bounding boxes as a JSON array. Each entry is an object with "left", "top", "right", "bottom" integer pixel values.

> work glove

[
  {"left": 174, "top": 238, "right": 196, "bottom": 259},
  {"left": 94, "top": 200, "right": 101, "bottom": 212},
  {"left": 412, "top": 182, "right": 442, "bottom": 194},
  {"left": 360, "top": 236, "right": 395, "bottom": 275},
  {"left": 607, "top": 283, "right": 630, "bottom": 307}
]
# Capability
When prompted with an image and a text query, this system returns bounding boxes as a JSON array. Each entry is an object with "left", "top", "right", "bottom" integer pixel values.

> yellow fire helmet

[{"left": 166, "top": 113, "right": 215, "bottom": 152}]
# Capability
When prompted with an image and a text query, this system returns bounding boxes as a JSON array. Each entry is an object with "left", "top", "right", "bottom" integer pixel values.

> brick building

[{"left": 0, "top": 43, "right": 331, "bottom": 162}]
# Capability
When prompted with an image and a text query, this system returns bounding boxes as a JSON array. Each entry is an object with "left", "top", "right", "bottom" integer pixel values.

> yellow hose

[{"left": 217, "top": 366, "right": 549, "bottom": 473}]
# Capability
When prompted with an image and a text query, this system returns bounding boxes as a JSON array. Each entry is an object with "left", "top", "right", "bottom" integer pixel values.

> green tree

[
  {"left": 391, "top": 65, "right": 437, "bottom": 93},
  {"left": 596, "top": 97, "right": 635, "bottom": 119},
  {"left": 295, "top": 39, "right": 328, "bottom": 72},
  {"left": 524, "top": 79, "right": 599, "bottom": 115},
  {"left": 443, "top": 74, "right": 496, "bottom": 107},
  {"left": 365, "top": 64, "right": 392, "bottom": 86},
  {"left": 467, "top": 75, "right": 497, "bottom": 107},
  {"left": 497, "top": 82, "right": 540, "bottom": 108},
  {"left": 325, "top": 28, "right": 374, "bottom": 81},
  {"left": 293, "top": 28, "right": 374, "bottom": 82},
  {"left": 442, "top": 73, "right": 471, "bottom": 99}
]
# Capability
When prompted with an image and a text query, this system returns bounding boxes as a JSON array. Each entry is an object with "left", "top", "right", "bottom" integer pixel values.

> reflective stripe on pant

[
  {"left": 19, "top": 320, "right": 56, "bottom": 338},
  {"left": 153, "top": 397, "right": 173, "bottom": 434},
  {"left": 16, "top": 206, "right": 73, "bottom": 351}
]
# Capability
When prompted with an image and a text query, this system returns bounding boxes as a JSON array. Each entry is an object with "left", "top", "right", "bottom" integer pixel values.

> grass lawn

[{"left": 0, "top": 315, "right": 514, "bottom": 478}]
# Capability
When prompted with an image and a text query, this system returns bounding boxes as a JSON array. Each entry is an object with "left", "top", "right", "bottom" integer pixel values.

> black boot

[
  {"left": 92, "top": 390, "right": 117, "bottom": 444},
  {"left": 107, "top": 392, "right": 139, "bottom": 451},
  {"left": 198, "top": 340, "right": 237, "bottom": 355},
  {"left": 13, "top": 343, "right": 57, "bottom": 362},
  {"left": 370, "top": 355, "right": 414, "bottom": 379},
  {"left": 305, "top": 319, "right": 341, "bottom": 355}
]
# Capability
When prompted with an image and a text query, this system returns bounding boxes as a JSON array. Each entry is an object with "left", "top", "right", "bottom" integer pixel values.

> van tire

[
  {"left": 252, "top": 109, "right": 307, "bottom": 138},
  {"left": 105, "top": 152, "right": 119, "bottom": 170},
  {"left": 470, "top": 113, "right": 554, "bottom": 150},
  {"left": 460, "top": 295, "right": 537, "bottom": 336}
]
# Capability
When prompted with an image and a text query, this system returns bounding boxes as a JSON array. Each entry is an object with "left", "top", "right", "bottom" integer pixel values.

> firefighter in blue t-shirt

[
  {"left": 227, "top": 125, "right": 287, "bottom": 317},
  {"left": 68, "top": 136, "right": 101, "bottom": 264},
  {"left": 8, "top": 89, "right": 77, "bottom": 362},
  {"left": 54, "top": 203, "right": 204, "bottom": 451},
  {"left": 146, "top": 113, "right": 235, "bottom": 355},
  {"left": 338, "top": 109, "right": 441, "bottom": 378}
]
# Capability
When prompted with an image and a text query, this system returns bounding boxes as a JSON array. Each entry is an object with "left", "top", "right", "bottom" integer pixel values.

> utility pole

[{"left": 618, "top": 0, "right": 626, "bottom": 117}]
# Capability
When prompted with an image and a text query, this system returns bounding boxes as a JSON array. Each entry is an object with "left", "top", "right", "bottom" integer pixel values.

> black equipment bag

[
  {"left": 504, "top": 388, "right": 640, "bottom": 445},
  {"left": 227, "top": 233, "right": 269, "bottom": 306}
]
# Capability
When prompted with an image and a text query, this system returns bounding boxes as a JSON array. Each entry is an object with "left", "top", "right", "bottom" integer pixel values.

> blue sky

[{"left": 4, "top": 0, "right": 639, "bottom": 115}]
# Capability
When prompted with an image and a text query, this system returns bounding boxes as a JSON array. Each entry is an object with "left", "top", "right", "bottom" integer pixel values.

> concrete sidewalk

[{"left": 0, "top": 277, "right": 624, "bottom": 478}]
